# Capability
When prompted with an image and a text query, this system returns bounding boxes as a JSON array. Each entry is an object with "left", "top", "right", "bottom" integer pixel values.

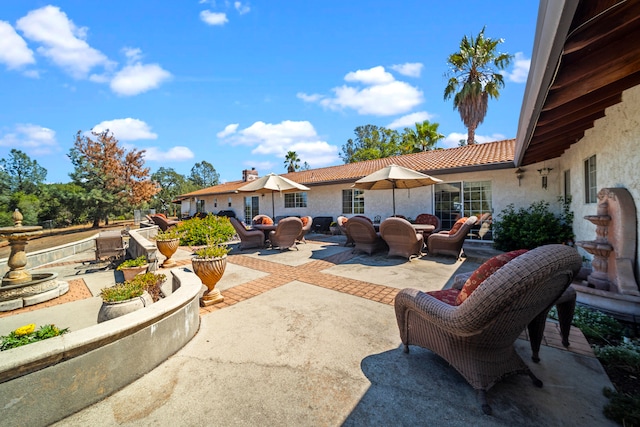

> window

[
  {"left": 196, "top": 199, "right": 205, "bottom": 213},
  {"left": 435, "top": 180, "right": 493, "bottom": 241},
  {"left": 284, "top": 192, "right": 307, "bottom": 208},
  {"left": 228, "top": 197, "right": 232, "bottom": 207},
  {"left": 564, "top": 170, "right": 571, "bottom": 200},
  {"left": 342, "top": 189, "right": 364, "bottom": 214},
  {"left": 214, "top": 198, "right": 217, "bottom": 208},
  {"left": 584, "top": 155, "right": 597, "bottom": 203},
  {"left": 244, "top": 196, "right": 259, "bottom": 222}
]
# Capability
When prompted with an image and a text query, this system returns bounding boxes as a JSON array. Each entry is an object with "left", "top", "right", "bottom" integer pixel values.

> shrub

[
  {"left": 572, "top": 306, "right": 623, "bottom": 345},
  {"left": 117, "top": 255, "right": 147, "bottom": 270},
  {"left": 595, "top": 340, "right": 640, "bottom": 374},
  {"left": 100, "top": 272, "right": 166, "bottom": 302},
  {"left": 603, "top": 387, "right": 640, "bottom": 426},
  {"left": 174, "top": 215, "right": 235, "bottom": 246},
  {"left": 1, "top": 324, "right": 70, "bottom": 351},
  {"left": 492, "top": 197, "right": 574, "bottom": 252}
]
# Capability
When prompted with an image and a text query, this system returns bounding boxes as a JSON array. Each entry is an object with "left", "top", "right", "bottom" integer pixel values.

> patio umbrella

[
  {"left": 238, "top": 173, "right": 310, "bottom": 219},
  {"left": 352, "top": 164, "right": 442, "bottom": 216}
]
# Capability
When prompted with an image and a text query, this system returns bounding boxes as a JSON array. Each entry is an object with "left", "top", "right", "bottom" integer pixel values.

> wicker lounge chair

[
  {"left": 415, "top": 213, "right": 442, "bottom": 233},
  {"left": 252, "top": 214, "right": 273, "bottom": 225},
  {"left": 269, "top": 217, "right": 303, "bottom": 250},
  {"left": 229, "top": 217, "right": 265, "bottom": 250},
  {"left": 296, "top": 216, "right": 313, "bottom": 243},
  {"left": 345, "top": 216, "right": 387, "bottom": 255},
  {"left": 426, "top": 216, "right": 477, "bottom": 258},
  {"left": 337, "top": 216, "right": 354, "bottom": 246},
  {"left": 394, "top": 244, "right": 582, "bottom": 414},
  {"left": 379, "top": 217, "right": 424, "bottom": 260}
]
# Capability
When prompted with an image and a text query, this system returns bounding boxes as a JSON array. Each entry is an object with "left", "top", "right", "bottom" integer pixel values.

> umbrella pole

[
  {"left": 392, "top": 183, "right": 396, "bottom": 216},
  {"left": 272, "top": 192, "right": 275, "bottom": 219}
]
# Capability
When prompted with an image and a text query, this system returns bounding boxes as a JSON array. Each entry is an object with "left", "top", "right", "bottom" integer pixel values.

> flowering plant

[{"left": 1, "top": 324, "right": 69, "bottom": 351}]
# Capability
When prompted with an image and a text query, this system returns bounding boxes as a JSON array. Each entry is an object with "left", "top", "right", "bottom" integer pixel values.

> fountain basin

[
  {"left": 583, "top": 214, "right": 611, "bottom": 226},
  {"left": 0, "top": 273, "right": 68, "bottom": 311}
]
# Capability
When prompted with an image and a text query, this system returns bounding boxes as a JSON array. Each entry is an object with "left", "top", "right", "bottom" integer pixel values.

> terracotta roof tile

[{"left": 178, "top": 139, "right": 515, "bottom": 198}]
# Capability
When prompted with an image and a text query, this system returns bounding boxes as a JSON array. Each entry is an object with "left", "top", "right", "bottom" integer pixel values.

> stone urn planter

[
  {"left": 156, "top": 238, "right": 180, "bottom": 268},
  {"left": 119, "top": 264, "right": 149, "bottom": 282},
  {"left": 97, "top": 290, "right": 153, "bottom": 323},
  {"left": 192, "top": 253, "right": 227, "bottom": 306}
]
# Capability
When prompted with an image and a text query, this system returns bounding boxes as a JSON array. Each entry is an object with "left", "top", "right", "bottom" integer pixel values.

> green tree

[
  {"left": 284, "top": 151, "right": 300, "bottom": 173},
  {"left": 444, "top": 27, "right": 512, "bottom": 145},
  {"left": 151, "top": 167, "right": 197, "bottom": 216},
  {"left": 401, "top": 120, "right": 445, "bottom": 153},
  {"left": 68, "top": 130, "right": 159, "bottom": 228},
  {"left": 38, "top": 183, "right": 88, "bottom": 226},
  {"left": 0, "top": 149, "right": 47, "bottom": 194},
  {"left": 188, "top": 161, "right": 219, "bottom": 188},
  {"left": 340, "top": 125, "right": 403, "bottom": 163}
]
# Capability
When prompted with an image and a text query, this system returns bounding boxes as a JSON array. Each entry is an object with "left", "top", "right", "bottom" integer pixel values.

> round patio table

[
  {"left": 252, "top": 224, "right": 277, "bottom": 242},
  {"left": 412, "top": 223, "right": 435, "bottom": 237}
]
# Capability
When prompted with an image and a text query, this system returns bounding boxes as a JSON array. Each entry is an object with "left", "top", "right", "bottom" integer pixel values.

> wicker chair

[
  {"left": 252, "top": 214, "right": 273, "bottom": 225},
  {"left": 229, "top": 217, "right": 265, "bottom": 250},
  {"left": 345, "top": 216, "right": 387, "bottom": 255},
  {"left": 337, "top": 216, "right": 354, "bottom": 246},
  {"left": 269, "top": 217, "right": 303, "bottom": 250},
  {"left": 296, "top": 216, "right": 313, "bottom": 243},
  {"left": 149, "top": 214, "right": 181, "bottom": 231},
  {"left": 426, "top": 216, "right": 477, "bottom": 258},
  {"left": 379, "top": 217, "right": 424, "bottom": 260},
  {"left": 415, "top": 213, "right": 442, "bottom": 233},
  {"left": 394, "top": 244, "right": 582, "bottom": 414}
]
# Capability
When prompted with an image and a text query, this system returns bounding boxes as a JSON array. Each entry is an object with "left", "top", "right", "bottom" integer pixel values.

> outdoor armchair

[
  {"left": 296, "top": 216, "right": 312, "bottom": 243},
  {"left": 415, "top": 213, "right": 442, "bottom": 233},
  {"left": 252, "top": 214, "right": 273, "bottom": 225},
  {"left": 229, "top": 217, "right": 265, "bottom": 250},
  {"left": 269, "top": 217, "right": 303, "bottom": 250},
  {"left": 379, "top": 217, "right": 424, "bottom": 260},
  {"left": 345, "top": 216, "right": 387, "bottom": 255},
  {"left": 394, "top": 244, "right": 582, "bottom": 414},
  {"left": 337, "top": 216, "right": 354, "bottom": 246},
  {"left": 149, "top": 214, "right": 181, "bottom": 231},
  {"left": 426, "top": 216, "right": 477, "bottom": 258}
]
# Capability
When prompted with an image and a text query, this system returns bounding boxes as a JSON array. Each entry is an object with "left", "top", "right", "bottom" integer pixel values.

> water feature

[
  {"left": 0, "top": 209, "right": 68, "bottom": 311},
  {"left": 575, "top": 188, "right": 640, "bottom": 322}
]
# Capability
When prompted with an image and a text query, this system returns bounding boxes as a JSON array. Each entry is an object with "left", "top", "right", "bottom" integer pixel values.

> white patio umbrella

[
  {"left": 352, "top": 164, "right": 442, "bottom": 216},
  {"left": 238, "top": 173, "right": 310, "bottom": 219}
]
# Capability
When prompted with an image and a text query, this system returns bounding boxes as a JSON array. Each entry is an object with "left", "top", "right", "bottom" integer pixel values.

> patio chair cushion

[
  {"left": 301, "top": 216, "right": 309, "bottom": 227},
  {"left": 262, "top": 216, "right": 274, "bottom": 225},
  {"left": 426, "top": 289, "right": 460, "bottom": 306},
  {"left": 456, "top": 249, "right": 528, "bottom": 305},
  {"left": 449, "top": 217, "right": 468, "bottom": 235}
]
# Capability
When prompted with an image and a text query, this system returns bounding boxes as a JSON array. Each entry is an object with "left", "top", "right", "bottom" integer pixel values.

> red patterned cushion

[
  {"left": 301, "top": 216, "right": 309, "bottom": 226},
  {"left": 255, "top": 217, "right": 263, "bottom": 224},
  {"left": 262, "top": 217, "right": 273, "bottom": 225},
  {"left": 449, "top": 217, "right": 468, "bottom": 235},
  {"left": 427, "top": 289, "right": 460, "bottom": 306},
  {"left": 456, "top": 249, "right": 528, "bottom": 305}
]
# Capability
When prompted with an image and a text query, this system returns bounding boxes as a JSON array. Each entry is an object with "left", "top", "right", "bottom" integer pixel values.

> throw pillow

[
  {"left": 456, "top": 249, "right": 528, "bottom": 305},
  {"left": 301, "top": 217, "right": 309, "bottom": 226},
  {"left": 255, "top": 217, "right": 263, "bottom": 224},
  {"left": 449, "top": 217, "right": 468, "bottom": 235},
  {"left": 262, "top": 217, "right": 274, "bottom": 225},
  {"left": 427, "top": 289, "right": 460, "bottom": 306}
]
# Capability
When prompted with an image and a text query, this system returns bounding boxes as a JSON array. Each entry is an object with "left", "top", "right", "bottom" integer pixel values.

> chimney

[{"left": 242, "top": 168, "right": 258, "bottom": 182}]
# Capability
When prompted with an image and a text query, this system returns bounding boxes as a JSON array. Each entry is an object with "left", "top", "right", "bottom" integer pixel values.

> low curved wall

[{"left": 0, "top": 268, "right": 201, "bottom": 427}]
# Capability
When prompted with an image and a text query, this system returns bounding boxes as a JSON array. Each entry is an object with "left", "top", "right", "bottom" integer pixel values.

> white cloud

[
  {"left": 0, "top": 21, "right": 35, "bottom": 70},
  {"left": 301, "top": 66, "right": 423, "bottom": 116},
  {"left": 0, "top": 124, "right": 59, "bottom": 155},
  {"left": 110, "top": 63, "right": 171, "bottom": 96},
  {"left": 218, "top": 120, "right": 339, "bottom": 168},
  {"left": 143, "top": 146, "right": 195, "bottom": 162},
  {"left": 16, "top": 5, "right": 112, "bottom": 79},
  {"left": 91, "top": 118, "right": 158, "bottom": 140},
  {"left": 234, "top": 2, "right": 251, "bottom": 15},
  {"left": 200, "top": 11, "right": 228, "bottom": 26},
  {"left": 387, "top": 111, "right": 434, "bottom": 129},
  {"left": 391, "top": 62, "right": 423, "bottom": 78},
  {"left": 441, "top": 132, "right": 506, "bottom": 148},
  {"left": 503, "top": 52, "right": 530, "bottom": 83}
]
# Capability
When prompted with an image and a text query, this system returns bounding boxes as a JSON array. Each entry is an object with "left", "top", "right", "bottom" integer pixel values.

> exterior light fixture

[
  {"left": 515, "top": 168, "right": 525, "bottom": 186},
  {"left": 537, "top": 167, "right": 553, "bottom": 189}
]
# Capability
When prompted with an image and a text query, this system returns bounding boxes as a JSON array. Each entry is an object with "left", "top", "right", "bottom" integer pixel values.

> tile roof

[{"left": 177, "top": 139, "right": 515, "bottom": 198}]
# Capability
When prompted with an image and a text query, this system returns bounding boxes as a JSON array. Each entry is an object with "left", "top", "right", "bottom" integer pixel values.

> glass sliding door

[
  {"left": 244, "top": 196, "right": 259, "bottom": 223},
  {"left": 434, "top": 182, "right": 462, "bottom": 231},
  {"left": 434, "top": 180, "right": 493, "bottom": 240}
]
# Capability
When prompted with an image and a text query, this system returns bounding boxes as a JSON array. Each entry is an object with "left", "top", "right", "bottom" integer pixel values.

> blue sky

[{"left": 0, "top": 1, "right": 538, "bottom": 184}]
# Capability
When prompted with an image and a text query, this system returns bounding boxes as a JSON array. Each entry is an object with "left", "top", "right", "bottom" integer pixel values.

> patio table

[
  {"left": 252, "top": 224, "right": 277, "bottom": 241},
  {"left": 412, "top": 223, "right": 435, "bottom": 237}
]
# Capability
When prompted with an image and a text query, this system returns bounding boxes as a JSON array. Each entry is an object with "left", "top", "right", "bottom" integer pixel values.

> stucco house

[{"left": 177, "top": 0, "right": 640, "bottom": 268}]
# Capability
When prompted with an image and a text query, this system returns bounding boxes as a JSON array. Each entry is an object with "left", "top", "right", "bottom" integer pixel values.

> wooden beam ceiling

[{"left": 522, "top": 0, "right": 640, "bottom": 165}]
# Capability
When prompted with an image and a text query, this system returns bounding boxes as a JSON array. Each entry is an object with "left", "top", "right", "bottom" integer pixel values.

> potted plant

[
  {"left": 192, "top": 241, "right": 231, "bottom": 307},
  {"left": 155, "top": 228, "right": 182, "bottom": 268},
  {"left": 116, "top": 255, "right": 149, "bottom": 281},
  {"left": 97, "top": 272, "right": 166, "bottom": 323}
]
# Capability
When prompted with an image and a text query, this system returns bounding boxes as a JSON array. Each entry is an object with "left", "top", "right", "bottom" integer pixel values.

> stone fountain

[
  {"left": 575, "top": 188, "right": 640, "bottom": 322},
  {"left": 0, "top": 209, "right": 68, "bottom": 311}
]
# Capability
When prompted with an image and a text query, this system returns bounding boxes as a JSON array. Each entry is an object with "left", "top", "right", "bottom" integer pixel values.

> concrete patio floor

[{"left": 1, "top": 233, "right": 616, "bottom": 426}]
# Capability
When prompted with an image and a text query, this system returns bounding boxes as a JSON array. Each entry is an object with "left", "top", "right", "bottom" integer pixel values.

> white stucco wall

[{"left": 558, "top": 84, "right": 640, "bottom": 271}]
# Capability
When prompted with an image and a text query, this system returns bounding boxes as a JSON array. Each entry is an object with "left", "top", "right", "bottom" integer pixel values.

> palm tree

[
  {"left": 444, "top": 27, "right": 512, "bottom": 145},
  {"left": 284, "top": 151, "right": 300, "bottom": 173},
  {"left": 402, "top": 120, "right": 445, "bottom": 152}
]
